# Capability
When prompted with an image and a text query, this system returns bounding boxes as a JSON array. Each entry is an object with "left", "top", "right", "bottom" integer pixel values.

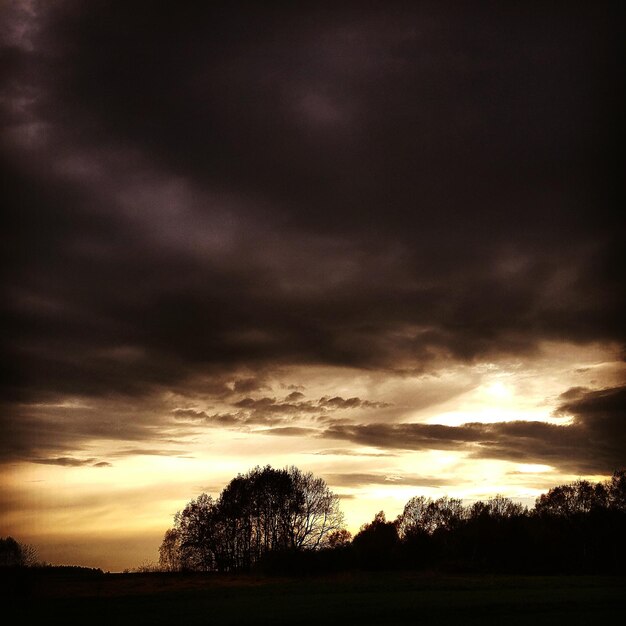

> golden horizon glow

[{"left": 1, "top": 342, "right": 623, "bottom": 571}]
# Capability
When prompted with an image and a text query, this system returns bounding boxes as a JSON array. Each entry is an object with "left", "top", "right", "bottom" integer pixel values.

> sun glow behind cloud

[{"left": 3, "top": 343, "right": 623, "bottom": 570}]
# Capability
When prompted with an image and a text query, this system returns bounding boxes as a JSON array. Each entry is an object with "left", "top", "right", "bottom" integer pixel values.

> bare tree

[
  {"left": 472, "top": 494, "right": 526, "bottom": 520},
  {"left": 0, "top": 537, "right": 38, "bottom": 567},
  {"left": 288, "top": 467, "right": 344, "bottom": 549}
]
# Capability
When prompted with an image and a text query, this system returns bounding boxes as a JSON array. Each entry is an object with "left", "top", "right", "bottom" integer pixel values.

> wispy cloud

[{"left": 31, "top": 457, "right": 110, "bottom": 468}]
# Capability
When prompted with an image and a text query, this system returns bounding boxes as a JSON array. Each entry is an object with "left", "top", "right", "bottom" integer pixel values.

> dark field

[{"left": 5, "top": 571, "right": 625, "bottom": 625}]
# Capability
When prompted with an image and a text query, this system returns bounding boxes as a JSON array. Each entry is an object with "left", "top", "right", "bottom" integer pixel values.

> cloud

[
  {"left": 172, "top": 409, "right": 210, "bottom": 421},
  {"left": 556, "top": 385, "right": 626, "bottom": 422},
  {"left": 171, "top": 393, "right": 390, "bottom": 430},
  {"left": 109, "top": 448, "right": 190, "bottom": 458},
  {"left": 324, "top": 473, "right": 454, "bottom": 489},
  {"left": 318, "top": 386, "right": 626, "bottom": 474},
  {"left": 311, "top": 448, "right": 396, "bottom": 458},
  {"left": 31, "top": 457, "right": 100, "bottom": 467},
  {"left": 0, "top": 396, "right": 184, "bottom": 463},
  {"left": 1, "top": 2, "right": 622, "bottom": 406},
  {"left": 259, "top": 427, "right": 318, "bottom": 437},
  {"left": 319, "top": 396, "right": 390, "bottom": 410},
  {"left": 558, "top": 387, "right": 591, "bottom": 402},
  {"left": 232, "top": 377, "right": 267, "bottom": 394},
  {"left": 0, "top": 2, "right": 622, "bottom": 467},
  {"left": 285, "top": 391, "right": 305, "bottom": 402}
]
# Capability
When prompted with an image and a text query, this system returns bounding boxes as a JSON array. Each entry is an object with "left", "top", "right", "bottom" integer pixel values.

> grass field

[{"left": 6, "top": 571, "right": 625, "bottom": 625}]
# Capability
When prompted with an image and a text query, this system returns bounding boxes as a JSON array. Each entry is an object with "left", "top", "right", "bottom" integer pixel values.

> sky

[{"left": 1, "top": 1, "right": 623, "bottom": 572}]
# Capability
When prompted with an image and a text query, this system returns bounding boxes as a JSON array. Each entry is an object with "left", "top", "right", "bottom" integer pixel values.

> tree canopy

[{"left": 160, "top": 465, "right": 344, "bottom": 572}]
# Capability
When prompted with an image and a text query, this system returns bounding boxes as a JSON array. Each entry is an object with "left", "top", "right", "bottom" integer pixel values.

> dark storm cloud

[
  {"left": 1, "top": 0, "right": 622, "bottom": 448},
  {"left": 0, "top": 396, "right": 187, "bottom": 463},
  {"left": 319, "top": 385, "right": 626, "bottom": 474},
  {"left": 232, "top": 378, "right": 268, "bottom": 394}
]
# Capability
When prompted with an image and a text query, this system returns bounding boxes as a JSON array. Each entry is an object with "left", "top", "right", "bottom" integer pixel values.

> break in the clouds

[
  {"left": 317, "top": 385, "right": 626, "bottom": 474},
  {"left": 0, "top": 1, "right": 623, "bottom": 569}
]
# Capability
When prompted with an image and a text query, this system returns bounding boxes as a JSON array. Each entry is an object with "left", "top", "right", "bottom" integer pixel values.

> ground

[{"left": 5, "top": 570, "right": 625, "bottom": 625}]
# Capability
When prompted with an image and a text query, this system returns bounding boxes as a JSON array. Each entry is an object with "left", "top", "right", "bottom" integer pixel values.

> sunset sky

[{"left": 1, "top": 1, "right": 623, "bottom": 572}]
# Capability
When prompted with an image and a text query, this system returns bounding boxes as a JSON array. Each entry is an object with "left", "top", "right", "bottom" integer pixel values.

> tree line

[{"left": 159, "top": 468, "right": 626, "bottom": 574}]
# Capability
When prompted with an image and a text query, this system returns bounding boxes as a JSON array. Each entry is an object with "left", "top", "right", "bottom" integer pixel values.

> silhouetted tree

[
  {"left": 288, "top": 467, "right": 344, "bottom": 549},
  {"left": 468, "top": 494, "right": 526, "bottom": 521},
  {"left": 529, "top": 472, "right": 626, "bottom": 573},
  {"left": 535, "top": 480, "right": 606, "bottom": 518},
  {"left": 0, "top": 537, "right": 37, "bottom": 567},
  {"left": 457, "top": 495, "right": 530, "bottom": 571},
  {"left": 158, "top": 528, "right": 182, "bottom": 571},
  {"left": 326, "top": 529, "right": 352, "bottom": 548},
  {"left": 161, "top": 465, "right": 344, "bottom": 572},
  {"left": 352, "top": 511, "right": 399, "bottom": 569},
  {"left": 397, "top": 496, "right": 465, "bottom": 538},
  {"left": 607, "top": 470, "right": 626, "bottom": 511},
  {"left": 175, "top": 493, "right": 221, "bottom": 571}
]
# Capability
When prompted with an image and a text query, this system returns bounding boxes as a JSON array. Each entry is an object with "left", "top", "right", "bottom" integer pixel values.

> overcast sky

[{"left": 1, "top": 1, "right": 623, "bottom": 571}]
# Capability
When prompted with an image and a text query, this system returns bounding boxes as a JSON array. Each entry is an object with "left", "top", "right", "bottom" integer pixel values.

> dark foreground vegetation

[
  {"left": 159, "top": 467, "right": 626, "bottom": 575},
  {"left": 2, "top": 568, "right": 624, "bottom": 626}
]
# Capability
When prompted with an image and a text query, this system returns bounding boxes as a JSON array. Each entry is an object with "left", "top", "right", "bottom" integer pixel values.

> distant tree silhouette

[
  {"left": 468, "top": 494, "right": 526, "bottom": 520},
  {"left": 607, "top": 469, "right": 626, "bottom": 510},
  {"left": 0, "top": 537, "right": 38, "bottom": 567},
  {"left": 535, "top": 480, "right": 606, "bottom": 518},
  {"left": 397, "top": 496, "right": 464, "bottom": 538},
  {"left": 529, "top": 471, "right": 626, "bottom": 572},
  {"left": 158, "top": 528, "right": 182, "bottom": 572},
  {"left": 174, "top": 492, "right": 222, "bottom": 571},
  {"left": 0, "top": 537, "right": 22, "bottom": 567},
  {"left": 391, "top": 474, "right": 625, "bottom": 574},
  {"left": 326, "top": 529, "right": 352, "bottom": 548},
  {"left": 395, "top": 496, "right": 467, "bottom": 568},
  {"left": 352, "top": 511, "right": 399, "bottom": 569},
  {"left": 161, "top": 465, "right": 344, "bottom": 572},
  {"left": 455, "top": 496, "right": 530, "bottom": 571}
]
